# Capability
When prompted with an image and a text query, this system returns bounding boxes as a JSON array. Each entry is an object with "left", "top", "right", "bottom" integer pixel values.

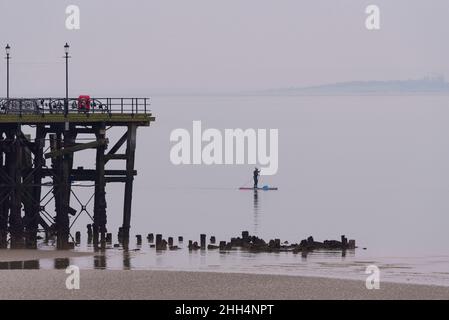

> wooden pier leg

[
  {"left": 60, "top": 129, "right": 75, "bottom": 249},
  {"left": 7, "top": 127, "right": 24, "bottom": 248},
  {"left": 122, "top": 124, "right": 137, "bottom": 241},
  {"left": 0, "top": 129, "right": 7, "bottom": 248},
  {"left": 29, "top": 125, "right": 45, "bottom": 248},
  {"left": 64, "top": 126, "right": 76, "bottom": 223},
  {"left": 94, "top": 123, "right": 107, "bottom": 244},
  {"left": 22, "top": 134, "right": 35, "bottom": 248},
  {"left": 51, "top": 130, "right": 70, "bottom": 249},
  {"left": 49, "top": 133, "right": 59, "bottom": 237}
]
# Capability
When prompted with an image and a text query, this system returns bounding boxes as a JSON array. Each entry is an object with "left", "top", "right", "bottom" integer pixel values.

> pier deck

[{"left": 0, "top": 113, "right": 153, "bottom": 126}]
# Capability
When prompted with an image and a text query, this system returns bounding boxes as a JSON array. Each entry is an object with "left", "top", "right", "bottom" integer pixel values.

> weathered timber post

[
  {"left": 51, "top": 130, "right": 70, "bottom": 249},
  {"left": 75, "top": 231, "right": 81, "bottom": 243},
  {"left": 341, "top": 235, "right": 348, "bottom": 248},
  {"left": 8, "top": 127, "right": 24, "bottom": 248},
  {"left": 155, "top": 234, "right": 162, "bottom": 249},
  {"left": 94, "top": 123, "right": 107, "bottom": 244},
  {"left": 200, "top": 234, "right": 206, "bottom": 250},
  {"left": 22, "top": 134, "right": 35, "bottom": 248},
  {"left": 122, "top": 124, "right": 137, "bottom": 241},
  {"left": 27, "top": 125, "right": 45, "bottom": 248},
  {"left": 87, "top": 224, "right": 93, "bottom": 243},
  {"left": 0, "top": 129, "right": 7, "bottom": 248}
]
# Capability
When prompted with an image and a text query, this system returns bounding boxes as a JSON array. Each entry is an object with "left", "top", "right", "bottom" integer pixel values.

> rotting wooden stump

[
  {"left": 200, "top": 234, "right": 206, "bottom": 250},
  {"left": 201, "top": 231, "right": 357, "bottom": 254},
  {"left": 188, "top": 240, "right": 200, "bottom": 250},
  {"left": 145, "top": 231, "right": 357, "bottom": 255},
  {"left": 155, "top": 234, "right": 162, "bottom": 248},
  {"left": 75, "top": 231, "right": 81, "bottom": 244},
  {"left": 155, "top": 234, "right": 167, "bottom": 250}
]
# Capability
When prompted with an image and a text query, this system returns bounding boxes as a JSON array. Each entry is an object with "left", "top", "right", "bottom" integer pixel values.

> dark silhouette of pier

[{"left": 0, "top": 98, "right": 154, "bottom": 249}]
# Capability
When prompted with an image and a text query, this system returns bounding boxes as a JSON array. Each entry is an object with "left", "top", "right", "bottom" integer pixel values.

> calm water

[{"left": 11, "top": 95, "right": 449, "bottom": 286}]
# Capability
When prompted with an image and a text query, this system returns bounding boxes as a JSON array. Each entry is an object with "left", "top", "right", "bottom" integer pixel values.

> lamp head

[{"left": 64, "top": 43, "right": 70, "bottom": 55}]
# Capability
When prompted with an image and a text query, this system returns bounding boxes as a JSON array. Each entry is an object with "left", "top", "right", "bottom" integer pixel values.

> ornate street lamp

[
  {"left": 64, "top": 43, "right": 70, "bottom": 116},
  {"left": 5, "top": 44, "right": 10, "bottom": 100}
]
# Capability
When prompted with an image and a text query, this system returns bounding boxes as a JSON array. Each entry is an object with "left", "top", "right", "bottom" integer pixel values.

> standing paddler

[{"left": 253, "top": 167, "right": 261, "bottom": 189}]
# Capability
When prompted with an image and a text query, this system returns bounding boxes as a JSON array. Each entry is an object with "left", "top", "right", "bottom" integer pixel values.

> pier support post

[
  {"left": 94, "top": 123, "right": 107, "bottom": 244},
  {"left": 0, "top": 129, "right": 7, "bottom": 248},
  {"left": 27, "top": 125, "right": 45, "bottom": 248},
  {"left": 122, "top": 124, "right": 137, "bottom": 241},
  {"left": 7, "top": 126, "right": 24, "bottom": 248},
  {"left": 51, "top": 130, "right": 70, "bottom": 249},
  {"left": 22, "top": 134, "right": 35, "bottom": 248}
]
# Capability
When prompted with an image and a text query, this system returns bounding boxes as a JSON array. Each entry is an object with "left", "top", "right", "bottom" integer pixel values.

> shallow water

[{"left": 1, "top": 241, "right": 449, "bottom": 287}]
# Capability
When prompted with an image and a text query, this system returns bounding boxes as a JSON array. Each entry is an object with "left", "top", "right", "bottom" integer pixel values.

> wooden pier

[{"left": 0, "top": 97, "right": 154, "bottom": 249}]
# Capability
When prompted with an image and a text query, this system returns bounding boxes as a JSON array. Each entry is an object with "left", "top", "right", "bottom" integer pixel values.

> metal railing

[{"left": 0, "top": 98, "right": 150, "bottom": 116}]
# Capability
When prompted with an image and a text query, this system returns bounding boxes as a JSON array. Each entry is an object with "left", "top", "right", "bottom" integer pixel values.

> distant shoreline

[{"left": 148, "top": 91, "right": 449, "bottom": 97}]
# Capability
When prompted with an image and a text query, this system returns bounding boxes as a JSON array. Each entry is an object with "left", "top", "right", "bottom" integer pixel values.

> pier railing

[{"left": 0, "top": 97, "right": 150, "bottom": 116}]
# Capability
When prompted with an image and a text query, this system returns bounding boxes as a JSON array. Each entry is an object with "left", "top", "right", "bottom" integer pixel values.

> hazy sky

[{"left": 0, "top": 0, "right": 448, "bottom": 95}]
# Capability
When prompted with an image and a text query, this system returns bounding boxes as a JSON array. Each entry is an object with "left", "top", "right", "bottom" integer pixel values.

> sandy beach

[{"left": 0, "top": 269, "right": 447, "bottom": 300}]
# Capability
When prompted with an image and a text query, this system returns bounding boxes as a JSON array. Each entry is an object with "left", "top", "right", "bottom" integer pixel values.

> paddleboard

[{"left": 239, "top": 186, "right": 278, "bottom": 191}]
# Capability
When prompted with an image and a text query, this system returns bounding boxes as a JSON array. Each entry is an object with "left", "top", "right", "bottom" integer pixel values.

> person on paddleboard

[{"left": 253, "top": 167, "right": 261, "bottom": 189}]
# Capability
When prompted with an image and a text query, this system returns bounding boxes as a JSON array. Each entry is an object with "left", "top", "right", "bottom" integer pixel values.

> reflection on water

[
  {"left": 93, "top": 247, "right": 107, "bottom": 269},
  {"left": 54, "top": 258, "right": 70, "bottom": 269},
  {"left": 24, "top": 260, "right": 40, "bottom": 269},
  {"left": 0, "top": 260, "right": 40, "bottom": 270},
  {"left": 94, "top": 254, "right": 107, "bottom": 269},
  {"left": 253, "top": 190, "right": 259, "bottom": 235},
  {"left": 123, "top": 249, "right": 131, "bottom": 270}
]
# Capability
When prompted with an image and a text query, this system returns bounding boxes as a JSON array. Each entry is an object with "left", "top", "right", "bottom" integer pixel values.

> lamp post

[
  {"left": 5, "top": 44, "right": 10, "bottom": 100},
  {"left": 64, "top": 43, "right": 70, "bottom": 116}
]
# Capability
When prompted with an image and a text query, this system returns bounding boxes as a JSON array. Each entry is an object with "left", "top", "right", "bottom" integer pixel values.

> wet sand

[{"left": 0, "top": 269, "right": 448, "bottom": 299}]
